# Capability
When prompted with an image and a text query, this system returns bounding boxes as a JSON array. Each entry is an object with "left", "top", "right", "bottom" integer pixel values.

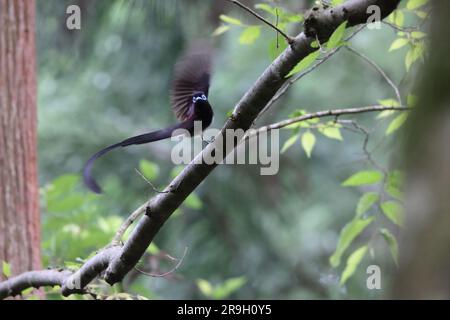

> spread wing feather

[{"left": 170, "top": 43, "right": 212, "bottom": 121}]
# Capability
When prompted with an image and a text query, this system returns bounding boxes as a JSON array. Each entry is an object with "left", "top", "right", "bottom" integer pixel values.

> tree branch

[
  {"left": 0, "top": 0, "right": 402, "bottom": 299},
  {"left": 346, "top": 46, "right": 403, "bottom": 106},
  {"left": 0, "top": 246, "right": 120, "bottom": 299},
  {"left": 255, "top": 24, "right": 365, "bottom": 123},
  {"left": 223, "top": 0, "right": 295, "bottom": 44},
  {"left": 251, "top": 105, "right": 409, "bottom": 133}
]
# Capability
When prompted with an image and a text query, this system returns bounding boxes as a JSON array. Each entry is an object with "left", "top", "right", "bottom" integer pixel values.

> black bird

[{"left": 83, "top": 44, "right": 213, "bottom": 193}]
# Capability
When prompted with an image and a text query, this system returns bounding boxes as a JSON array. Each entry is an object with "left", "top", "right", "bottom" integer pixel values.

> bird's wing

[{"left": 170, "top": 42, "right": 212, "bottom": 121}]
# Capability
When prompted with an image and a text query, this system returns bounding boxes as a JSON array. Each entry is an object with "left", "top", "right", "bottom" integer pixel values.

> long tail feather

[
  {"left": 83, "top": 122, "right": 193, "bottom": 194},
  {"left": 83, "top": 142, "right": 122, "bottom": 194}
]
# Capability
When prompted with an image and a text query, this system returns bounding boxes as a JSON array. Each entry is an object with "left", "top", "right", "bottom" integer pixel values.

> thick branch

[
  {"left": 0, "top": 0, "right": 401, "bottom": 299},
  {"left": 0, "top": 246, "right": 120, "bottom": 299},
  {"left": 103, "top": 0, "right": 401, "bottom": 285},
  {"left": 0, "top": 270, "right": 71, "bottom": 300},
  {"left": 304, "top": 0, "right": 401, "bottom": 41}
]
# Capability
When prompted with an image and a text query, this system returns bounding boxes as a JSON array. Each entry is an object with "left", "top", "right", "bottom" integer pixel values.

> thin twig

[
  {"left": 224, "top": 0, "right": 295, "bottom": 44},
  {"left": 382, "top": 20, "right": 421, "bottom": 33},
  {"left": 134, "top": 247, "right": 188, "bottom": 278},
  {"left": 337, "top": 119, "right": 386, "bottom": 173},
  {"left": 275, "top": 7, "right": 280, "bottom": 48},
  {"left": 249, "top": 105, "right": 410, "bottom": 137},
  {"left": 110, "top": 169, "right": 170, "bottom": 245},
  {"left": 111, "top": 202, "right": 148, "bottom": 245},
  {"left": 135, "top": 168, "right": 169, "bottom": 194},
  {"left": 346, "top": 46, "right": 403, "bottom": 106},
  {"left": 254, "top": 25, "right": 365, "bottom": 124}
]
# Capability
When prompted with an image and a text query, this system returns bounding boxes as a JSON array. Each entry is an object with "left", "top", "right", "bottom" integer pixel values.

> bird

[{"left": 83, "top": 43, "right": 213, "bottom": 194}]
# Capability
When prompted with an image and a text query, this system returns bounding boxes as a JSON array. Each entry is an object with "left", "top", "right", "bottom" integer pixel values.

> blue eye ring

[{"left": 193, "top": 94, "right": 207, "bottom": 103}]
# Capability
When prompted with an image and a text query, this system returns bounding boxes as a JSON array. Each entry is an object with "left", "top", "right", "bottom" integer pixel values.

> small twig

[
  {"left": 275, "top": 7, "right": 280, "bottom": 48},
  {"left": 382, "top": 20, "right": 420, "bottom": 33},
  {"left": 110, "top": 169, "right": 170, "bottom": 245},
  {"left": 135, "top": 168, "right": 169, "bottom": 194},
  {"left": 224, "top": 0, "right": 295, "bottom": 44},
  {"left": 134, "top": 247, "right": 188, "bottom": 278},
  {"left": 111, "top": 202, "right": 148, "bottom": 245},
  {"left": 346, "top": 46, "right": 403, "bottom": 106},
  {"left": 315, "top": 34, "right": 327, "bottom": 53},
  {"left": 337, "top": 119, "right": 386, "bottom": 174},
  {"left": 249, "top": 105, "right": 410, "bottom": 138},
  {"left": 254, "top": 25, "right": 365, "bottom": 124}
]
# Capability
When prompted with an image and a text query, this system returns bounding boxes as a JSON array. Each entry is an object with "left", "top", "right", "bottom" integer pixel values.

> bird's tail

[{"left": 83, "top": 128, "right": 177, "bottom": 194}]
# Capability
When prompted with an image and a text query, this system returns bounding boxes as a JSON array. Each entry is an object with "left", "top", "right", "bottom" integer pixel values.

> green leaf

[
  {"left": 318, "top": 125, "right": 343, "bottom": 141},
  {"left": 386, "top": 113, "right": 408, "bottom": 135},
  {"left": 378, "top": 98, "right": 400, "bottom": 107},
  {"left": 212, "top": 277, "right": 247, "bottom": 299},
  {"left": 268, "top": 37, "right": 288, "bottom": 60},
  {"left": 342, "top": 170, "right": 383, "bottom": 187},
  {"left": 389, "top": 38, "right": 409, "bottom": 52},
  {"left": 97, "top": 216, "right": 123, "bottom": 234},
  {"left": 381, "top": 201, "right": 404, "bottom": 227},
  {"left": 407, "top": 0, "right": 429, "bottom": 10},
  {"left": 385, "top": 170, "right": 404, "bottom": 200},
  {"left": 301, "top": 131, "right": 316, "bottom": 158},
  {"left": 147, "top": 242, "right": 160, "bottom": 255},
  {"left": 212, "top": 25, "right": 230, "bottom": 36},
  {"left": 327, "top": 21, "right": 348, "bottom": 50},
  {"left": 356, "top": 192, "right": 379, "bottom": 218},
  {"left": 415, "top": 10, "right": 428, "bottom": 19},
  {"left": 197, "top": 279, "right": 213, "bottom": 297},
  {"left": 310, "top": 40, "right": 320, "bottom": 49},
  {"left": 185, "top": 193, "right": 203, "bottom": 210},
  {"left": 239, "top": 26, "right": 261, "bottom": 45},
  {"left": 405, "top": 43, "right": 425, "bottom": 71},
  {"left": 411, "top": 31, "right": 426, "bottom": 39},
  {"left": 330, "top": 217, "right": 374, "bottom": 267},
  {"left": 407, "top": 94, "right": 418, "bottom": 108},
  {"left": 377, "top": 110, "right": 396, "bottom": 119},
  {"left": 405, "top": 49, "right": 414, "bottom": 71},
  {"left": 254, "top": 3, "right": 277, "bottom": 16},
  {"left": 21, "top": 288, "right": 34, "bottom": 296},
  {"left": 281, "top": 135, "right": 298, "bottom": 153},
  {"left": 284, "top": 14, "right": 303, "bottom": 23},
  {"left": 331, "top": 0, "right": 345, "bottom": 5},
  {"left": 170, "top": 166, "right": 184, "bottom": 179},
  {"left": 2, "top": 261, "right": 11, "bottom": 278},
  {"left": 46, "top": 174, "right": 80, "bottom": 200},
  {"left": 380, "top": 228, "right": 399, "bottom": 266},
  {"left": 139, "top": 159, "right": 159, "bottom": 181},
  {"left": 340, "top": 246, "right": 368, "bottom": 285},
  {"left": 286, "top": 50, "right": 320, "bottom": 77},
  {"left": 219, "top": 14, "right": 243, "bottom": 26},
  {"left": 391, "top": 10, "right": 404, "bottom": 27},
  {"left": 47, "top": 194, "right": 85, "bottom": 213}
]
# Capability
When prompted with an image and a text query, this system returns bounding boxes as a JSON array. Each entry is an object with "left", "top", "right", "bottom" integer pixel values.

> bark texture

[{"left": 0, "top": 0, "right": 40, "bottom": 280}]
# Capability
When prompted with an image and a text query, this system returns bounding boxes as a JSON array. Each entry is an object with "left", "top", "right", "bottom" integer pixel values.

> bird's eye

[{"left": 201, "top": 94, "right": 207, "bottom": 100}]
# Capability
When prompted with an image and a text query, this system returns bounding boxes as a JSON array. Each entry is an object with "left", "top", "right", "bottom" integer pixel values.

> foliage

[
  {"left": 34, "top": 0, "right": 430, "bottom": 299},
  {"left": 197, "top": 277, "right": 247, "bottom": 299}
]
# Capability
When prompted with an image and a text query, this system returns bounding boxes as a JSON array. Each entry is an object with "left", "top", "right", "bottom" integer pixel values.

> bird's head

[{"left": 192, "top": 91, "right": 208, "bottom": 103}]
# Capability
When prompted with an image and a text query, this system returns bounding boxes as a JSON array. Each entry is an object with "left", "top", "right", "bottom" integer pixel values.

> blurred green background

[{"left": 36, "top": 0, "right": 415, "bottom": 299}]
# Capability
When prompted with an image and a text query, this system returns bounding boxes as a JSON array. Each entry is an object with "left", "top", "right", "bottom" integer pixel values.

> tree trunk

[
  {"left": 0, "top": 0, "right": 40, "bottom": 281},
  {"left": 393, "top": 0, "right": 450, "bottom": 299}
]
